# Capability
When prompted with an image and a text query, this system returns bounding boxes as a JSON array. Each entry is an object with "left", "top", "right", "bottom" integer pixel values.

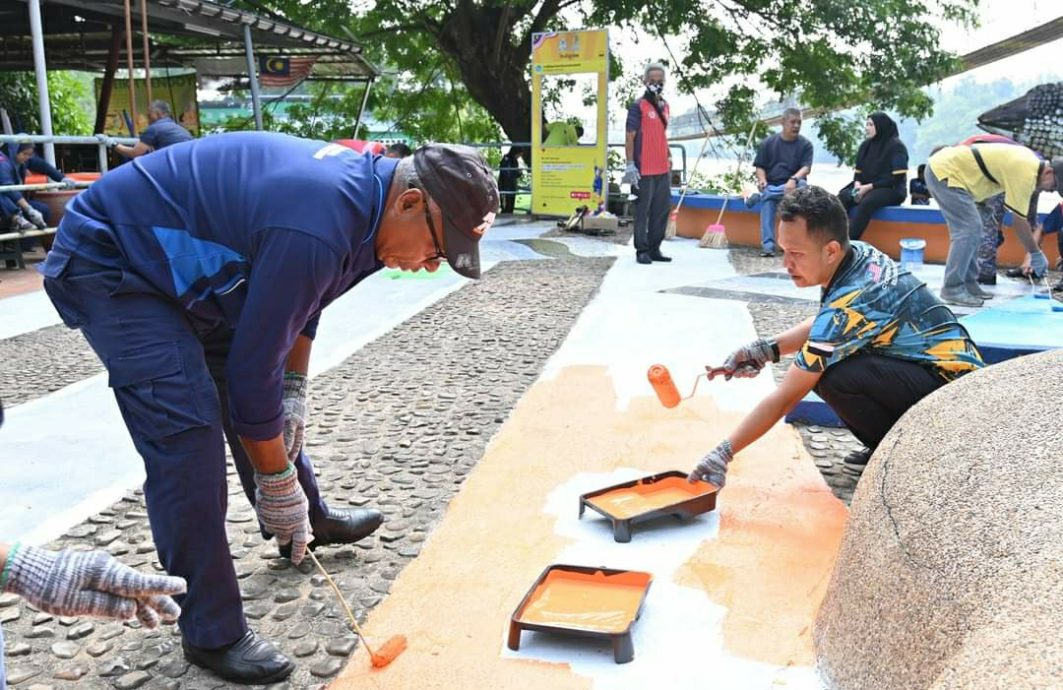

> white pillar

[
  {"left": 27, "top": 0, "right": 55, "bottom": 164},
  {"left": 243, "top": 24, "right": 263, "bottom": 131}
]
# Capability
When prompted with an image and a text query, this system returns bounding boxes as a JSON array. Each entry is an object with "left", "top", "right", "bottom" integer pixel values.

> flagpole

[{"left": 243, "top": 24, "right": 263, "bottom": 131}]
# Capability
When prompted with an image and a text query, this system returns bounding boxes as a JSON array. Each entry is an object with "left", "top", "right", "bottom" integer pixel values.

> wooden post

[
  {"left": 140, "top": 0, "right": 152, "bottom": 104},
  {"left": 95, "top": 25, "right": 123, "bottom": 134},
  {"left": 123, "top": 0, "right": 138, "bottom": 134}
]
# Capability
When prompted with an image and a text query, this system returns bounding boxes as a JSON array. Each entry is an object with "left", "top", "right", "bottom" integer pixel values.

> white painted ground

[{"left": 541, "top": 236, "right": 779, "bottom": 413}]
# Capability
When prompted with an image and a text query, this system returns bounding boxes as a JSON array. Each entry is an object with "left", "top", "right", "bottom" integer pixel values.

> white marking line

[{"left": 501, "top": 470, "right": 824, "bottom": 690}]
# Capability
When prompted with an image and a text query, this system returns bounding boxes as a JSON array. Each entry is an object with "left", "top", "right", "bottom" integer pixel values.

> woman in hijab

[{"left": 839, "top": 112, "right": 909, "bottom": 240}]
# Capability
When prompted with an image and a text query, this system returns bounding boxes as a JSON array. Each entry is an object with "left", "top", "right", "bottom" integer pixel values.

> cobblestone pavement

[
  {"left": 0, "top": 257, "right": 614, "bottom": 689},
  {"left": 0, "top": 325, "right": 102, "bottom": 407}
]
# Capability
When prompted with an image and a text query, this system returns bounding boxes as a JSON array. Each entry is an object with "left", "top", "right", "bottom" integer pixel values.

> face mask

[{"left": 646, "top": 82, "right": 663, "bottom": 96}]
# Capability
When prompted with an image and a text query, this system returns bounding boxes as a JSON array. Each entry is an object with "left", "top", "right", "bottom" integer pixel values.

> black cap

[{"left": 413, "top": 144, "right": 499, "bottom": 279}]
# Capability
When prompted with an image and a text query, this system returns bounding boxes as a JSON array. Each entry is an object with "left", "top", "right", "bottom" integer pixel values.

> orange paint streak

[
  {"left": 516, "top": 570, "right": 651, "bottom": 633},
  {"left": 587, "top": 476, "right": 713, "bottom": 519},
  {"left": 676, "top": 440, "right": 849, "bottom": 666}
]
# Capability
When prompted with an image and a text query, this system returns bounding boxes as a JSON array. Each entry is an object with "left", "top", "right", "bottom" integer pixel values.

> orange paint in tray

[
  {"left": 508, "top": 565, "right": 653, "bottom": 664},
  {"left": 579, "top": 471, "right": 717, "bottom": 542}
]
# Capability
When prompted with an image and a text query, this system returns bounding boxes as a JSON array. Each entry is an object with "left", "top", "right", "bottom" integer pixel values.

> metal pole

[
  {"left": 243, "top": 24, "right": 263, "bottom": 131},
  {"left": 123, "top": 0, "right": 139, "bottom": 133},
  {"left": 140, "top": 0, "right": 153, "bottom": 104},
  {"left": 353, "top": 78, "right": 373, "bottom": 138},
  {"left": 27, "top": 0, "right": 55, "bottom": 165}
]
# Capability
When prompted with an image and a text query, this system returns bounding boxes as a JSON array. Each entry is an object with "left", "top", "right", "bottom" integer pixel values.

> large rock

[{"left": 814, "top": 349, "right": 1063, "bottom": 690}]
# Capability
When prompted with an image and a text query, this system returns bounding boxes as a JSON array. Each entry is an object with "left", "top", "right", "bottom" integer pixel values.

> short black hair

[
  {"left": 777, "top": 186, "right": 849, "bottom": 248},
  {"left": 575, "top": 125, "right": 585, "bottom": 138},
  {"left": 386, "top": 142, "right": 412, "bottom": 158}
]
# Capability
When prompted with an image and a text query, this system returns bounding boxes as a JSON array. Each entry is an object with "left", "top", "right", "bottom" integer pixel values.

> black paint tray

[
  {"left": 508, "top": 564, "right": 653, "bottom": 664},
  {"left": 579, "top": 470, "right": 717, "bottom": 542}
]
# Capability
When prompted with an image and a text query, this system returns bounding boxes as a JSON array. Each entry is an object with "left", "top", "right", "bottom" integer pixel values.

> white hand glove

[
  {"left": 281, "top": 373, "right": 307, "bottom": 462},
  {"left": 254, "top": 463, "right": 312, "bottom": 565},
  {"left": 94, "top": 133, "right": 116, "bottom": 148},
  {"left": 622, "top": 162, "right": 641, "bottom": 186},
  {"left": 61, "top": 177, "right": 77, "bottom": 190},
  {"left": 24, "top": 207, "right": 46, "bottom": 229}
]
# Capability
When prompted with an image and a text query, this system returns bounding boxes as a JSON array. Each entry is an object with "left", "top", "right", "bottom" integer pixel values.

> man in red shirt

[{"left": 623, "top": 63, "right": 672, "bottom": 265}]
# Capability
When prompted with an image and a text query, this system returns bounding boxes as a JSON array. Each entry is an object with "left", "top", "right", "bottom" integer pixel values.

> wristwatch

[{"left": 768, "top": 340, "right": 781, "bottom": 363}]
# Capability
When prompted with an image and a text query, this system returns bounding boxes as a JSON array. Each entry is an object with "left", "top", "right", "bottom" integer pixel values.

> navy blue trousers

[{"left": 44, "top": 257, "right": 328, "bottom": 648}]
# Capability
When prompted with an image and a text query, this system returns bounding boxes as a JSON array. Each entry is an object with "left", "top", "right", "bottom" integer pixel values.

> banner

[
  {"left": 95, "top": 73, "right": 200, "bottom": 137},
  {"left": 530, "top": 30, "right": 609, "bottom": 216}
]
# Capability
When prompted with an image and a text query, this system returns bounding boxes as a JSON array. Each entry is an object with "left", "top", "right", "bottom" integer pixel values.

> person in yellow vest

[
  {"left": 926, "top": 144, "right": 1063, "bottom": 307},
  {"left": 543, "top": 121, "right": 583, "bottom": 146}
]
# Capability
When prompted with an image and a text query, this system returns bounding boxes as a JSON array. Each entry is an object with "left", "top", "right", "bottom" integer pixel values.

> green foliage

[
  {"left": 688, "top": 168, "right": 756, "bottom": 195},
  {"left": 0, "top": 71, "right": 92, "bottom": 135},
  {"left": 228, "top": 0, "right": 977, "bottom": 161}
]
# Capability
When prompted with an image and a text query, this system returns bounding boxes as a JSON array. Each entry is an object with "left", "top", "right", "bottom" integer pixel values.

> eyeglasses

[{"left": 412, "top": 183, "right": 446, "bottom": 261}]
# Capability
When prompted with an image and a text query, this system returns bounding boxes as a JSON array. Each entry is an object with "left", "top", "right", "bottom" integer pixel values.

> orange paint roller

[
  {"left": 647, "top": 364, "right": 731, "bottom": 408},
  {"left": 306, "top": 550, "right": 407, "bottom": 669}
]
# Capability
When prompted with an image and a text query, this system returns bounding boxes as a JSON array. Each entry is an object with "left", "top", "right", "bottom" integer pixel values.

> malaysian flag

[{"left": 259, "top": 56, "right": 318, "bottom": 88}]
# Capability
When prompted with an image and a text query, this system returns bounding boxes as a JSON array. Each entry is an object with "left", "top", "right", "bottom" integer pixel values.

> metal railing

[{"left": 0, "top": 134, "right": 138, "bottom": 174}]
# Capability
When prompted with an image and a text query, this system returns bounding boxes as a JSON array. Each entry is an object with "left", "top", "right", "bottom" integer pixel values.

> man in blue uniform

[
  {"left": 98, "top": 100, "right": 193, "bottom": 159},
  {"left": 39, "top": 132, "right": 499, "bottom": 684},
  {"left": 688, "top": 186, "right": 983, "bottom": 488}
]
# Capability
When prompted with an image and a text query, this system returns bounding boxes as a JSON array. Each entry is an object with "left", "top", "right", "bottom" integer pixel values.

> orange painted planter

[{"left": 674, "top": 194, "right": 1061, "bottom": 269}]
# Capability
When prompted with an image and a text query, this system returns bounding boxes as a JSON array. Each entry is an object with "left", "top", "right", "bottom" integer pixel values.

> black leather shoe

[
  {"left": 636, "top": 252, "right": 652, "bottom": 264},
  {"left": 279, "top": 506, "right": 384, "bottom": 559},
  {"left": 183, "top": 630, "right": 294, "bottom": 685},
  {"left": 649, "top": 251, "right": 672, "bottom": 262},
  {"left": 976, "top": 274, "right": 997, "bottom": 286}
]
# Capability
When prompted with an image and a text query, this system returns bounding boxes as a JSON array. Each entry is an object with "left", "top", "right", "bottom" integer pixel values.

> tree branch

[
  {"left": 357, "top": 23, "right": 427, "bottom": 40},
  {"left": 493, "top": 1, "right": 514, "bottom": 66}
]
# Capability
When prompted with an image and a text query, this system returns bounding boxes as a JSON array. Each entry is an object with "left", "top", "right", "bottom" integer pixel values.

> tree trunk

[{"left": 429, "top": 4, "right": 535, "bottom": 147}]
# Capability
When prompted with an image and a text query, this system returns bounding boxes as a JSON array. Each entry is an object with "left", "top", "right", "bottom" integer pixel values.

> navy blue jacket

[
  {"left": 0, "top": 143, "right": 64, "bottom": 214},
  {"left": 41, "top": 132, "right": 395, "bottom": 440}
]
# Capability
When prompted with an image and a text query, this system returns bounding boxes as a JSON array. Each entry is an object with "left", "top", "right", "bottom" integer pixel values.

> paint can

[{"left": 899, "top": 238, "right": 927, "bottom": 270}]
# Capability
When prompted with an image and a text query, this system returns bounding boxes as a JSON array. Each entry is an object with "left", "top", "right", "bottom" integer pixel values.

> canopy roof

[{"left": 0, "top": 0, "right": 377, "bottom": 79}]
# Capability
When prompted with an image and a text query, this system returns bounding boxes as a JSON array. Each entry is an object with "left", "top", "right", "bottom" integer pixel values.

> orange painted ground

[{"left": 330, "top": 366, "right": 848, "bottom": 689}]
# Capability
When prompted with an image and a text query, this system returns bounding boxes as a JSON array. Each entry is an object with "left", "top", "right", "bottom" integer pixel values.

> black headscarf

[{"left": 854, "top": 112, "right": 906, "bottom": 187}]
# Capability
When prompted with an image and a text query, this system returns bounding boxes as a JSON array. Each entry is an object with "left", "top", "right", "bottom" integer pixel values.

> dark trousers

[
  {"left": 44, "top": 257, "right": 328, "bottom": 649},
  {"left": 633, "top": 172, "right": 670, "bottom": 254},
  {"left": 814, "top": 354, "right": 946, "bottom": 450},
  {"left": 840, "top": 186, "right": 905, "bottom": 241}
]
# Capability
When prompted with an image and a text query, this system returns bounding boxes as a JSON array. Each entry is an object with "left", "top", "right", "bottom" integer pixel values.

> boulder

[{"left": 815, "top": 349, "right": 1063, "bottom": 690}]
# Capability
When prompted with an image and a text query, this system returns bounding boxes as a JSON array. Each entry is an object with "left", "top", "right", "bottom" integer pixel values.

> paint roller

[
  {"left": 306, "top": 550, "right": 407, "bottom": 669},
  {"left": 647, "top": 364, "right": 734, "bottom": 408}
]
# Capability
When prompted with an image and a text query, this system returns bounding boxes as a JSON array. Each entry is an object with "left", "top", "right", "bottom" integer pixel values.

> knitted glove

[
  {"left": 714, "top": 338, "right": 775, "bottom": 380},
  {"left": 254, "top": 463, "right": 312, "bottom": 564},
  {"left": 24, "top": 207, "right": 46, "bottom": 229},
  {"left": 1, "top": 544, "right": 185, "bottom": 627},
  {"left": 61, "top": 177, "right": 77, "bottom": 190},
  {"left": 281, "top": 373, "right": 307, "bottom": 462},
  {"left": 687, "top": 440, "right": 734, "bottom": 488}
]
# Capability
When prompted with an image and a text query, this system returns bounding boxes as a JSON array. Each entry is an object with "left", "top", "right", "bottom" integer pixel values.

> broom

[
  {"left": 666, "top": 126, "right": 714, "bottom": 239},
  {"left": 699, "top": 120, "right": 760, "bottom": 249}
]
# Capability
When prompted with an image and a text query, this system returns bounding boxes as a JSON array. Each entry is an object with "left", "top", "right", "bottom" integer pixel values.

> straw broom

[{"left": 699, "top": 120, "right": 759, "bottom": 248}]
